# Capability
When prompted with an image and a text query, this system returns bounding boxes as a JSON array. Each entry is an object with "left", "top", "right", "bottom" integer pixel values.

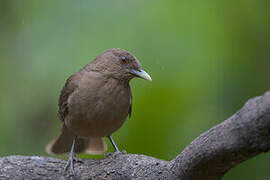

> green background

[{"left": 1, "top": 0, "right": 270, "bottom": 179}]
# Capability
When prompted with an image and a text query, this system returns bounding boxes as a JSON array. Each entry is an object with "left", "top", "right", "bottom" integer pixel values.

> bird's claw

[
  {"left": 64, "top": 156, "right": 75, "bottom": 177},
  {"left": 105, "top": 150, "right": 127, "bottom": 157},
  {"left": 120, "top": 150, "right": 127, "bottom": 154},
  {"left": 73, "top": 157, "right": 84, "bottom": 164}
]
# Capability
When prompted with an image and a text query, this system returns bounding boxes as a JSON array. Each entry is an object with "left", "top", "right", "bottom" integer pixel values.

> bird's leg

[
  {"left": 108, "top": 135, "right": 120, "bottom": 152},
  {"left": 64, "top": 136, "right": 77, "bottom": 176}
]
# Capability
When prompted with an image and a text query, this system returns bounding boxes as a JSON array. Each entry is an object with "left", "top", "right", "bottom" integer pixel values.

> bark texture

[{"left": 1, "top": 91, "right": 270, "bottom": 180}]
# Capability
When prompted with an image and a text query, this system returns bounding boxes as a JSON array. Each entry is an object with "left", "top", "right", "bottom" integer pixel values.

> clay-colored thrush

[{"left": 46, "top": 48, "right": 151, "bottom": 174}]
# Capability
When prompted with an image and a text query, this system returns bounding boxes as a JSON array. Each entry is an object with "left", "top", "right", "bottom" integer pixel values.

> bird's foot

[
  {"left": 120, "top": 150, "right": 127, "bottom": 154},
  {"left": 73, "top": 157, "right": 84, "bottom": 164},
  {"left": 105, "top": 150, "right": 127, "bottom": 157},
  {"left": 64, "top": 155, "right": 75, "bottom": 177},
  {"left": 64, "top": 136, "right": 78, "bottom": 178}
]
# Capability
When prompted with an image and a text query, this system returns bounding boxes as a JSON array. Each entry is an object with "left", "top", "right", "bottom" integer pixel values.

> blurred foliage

[{"left": 1, "top": 0, "right": 270, "bottom": 179}]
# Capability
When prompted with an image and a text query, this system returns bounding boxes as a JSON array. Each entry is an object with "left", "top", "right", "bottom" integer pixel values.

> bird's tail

[{"left": 46, "top": 125, "right": 107, "bottom": 155}]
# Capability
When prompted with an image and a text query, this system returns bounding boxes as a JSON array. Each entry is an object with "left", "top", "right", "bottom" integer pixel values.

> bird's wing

[
  {"left": 58, "top": 73, "right": 81, "bottom": 122},
  {"left": 128, "top": 87, "right": 132, "bottom": 119}
]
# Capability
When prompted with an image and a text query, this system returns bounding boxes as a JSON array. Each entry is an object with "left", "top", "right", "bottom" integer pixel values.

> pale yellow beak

[{"left": 130, "top": 69, "right": 152, "bottom": 82}]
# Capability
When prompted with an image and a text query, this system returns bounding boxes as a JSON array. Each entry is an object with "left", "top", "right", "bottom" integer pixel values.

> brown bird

[{"left": 46, "top": 48, "right": 151, "bottom": 174}]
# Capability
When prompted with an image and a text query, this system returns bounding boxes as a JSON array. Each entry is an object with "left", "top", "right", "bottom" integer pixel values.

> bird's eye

[{"left": 121, "top": 56, "right": 127, "bottom": 63}]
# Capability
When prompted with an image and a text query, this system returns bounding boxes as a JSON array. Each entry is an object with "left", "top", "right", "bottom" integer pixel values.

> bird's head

[{"left": 92, "top": 48, "right": 152, "bottom": 82}]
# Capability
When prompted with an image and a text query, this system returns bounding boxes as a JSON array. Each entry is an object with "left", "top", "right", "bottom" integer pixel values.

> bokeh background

[{"left": 1, "top": 0, "right": 270, "bottom": 179}]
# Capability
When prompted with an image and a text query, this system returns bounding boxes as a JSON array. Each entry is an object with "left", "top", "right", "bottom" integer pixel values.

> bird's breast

[{"left": 66, "top": 72, "right": 131, "bottom": 138}]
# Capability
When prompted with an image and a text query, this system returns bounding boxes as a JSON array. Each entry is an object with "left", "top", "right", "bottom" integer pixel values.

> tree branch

[
  {"left": 1, "top": 91, "right": 270, "bottom": 180},
  {"left": 170, "top": 91, "right": 270, "bottom": 180}
]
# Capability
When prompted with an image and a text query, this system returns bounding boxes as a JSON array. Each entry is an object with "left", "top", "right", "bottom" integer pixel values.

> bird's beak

[{"left": 130, "top": 69, "right": 152, "bottom": 82}]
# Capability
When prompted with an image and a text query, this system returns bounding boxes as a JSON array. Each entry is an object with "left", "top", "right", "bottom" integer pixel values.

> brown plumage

[{"left": 46, "top": 48, "right": 151, "bottom": 156}]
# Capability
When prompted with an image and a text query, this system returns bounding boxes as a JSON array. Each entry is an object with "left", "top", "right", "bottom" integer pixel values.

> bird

[{"left": 46, "top": 48, "right": 152, "bottom": 175}]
